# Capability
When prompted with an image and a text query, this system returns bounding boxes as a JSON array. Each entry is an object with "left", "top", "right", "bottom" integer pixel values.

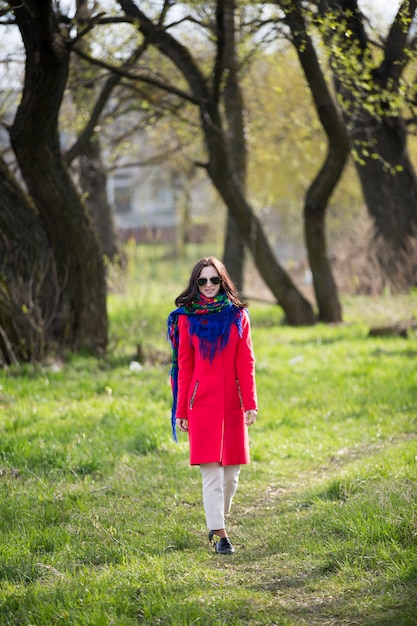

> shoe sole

[{"left": 216, "top": 550, "right": 235, "bottom": 554}]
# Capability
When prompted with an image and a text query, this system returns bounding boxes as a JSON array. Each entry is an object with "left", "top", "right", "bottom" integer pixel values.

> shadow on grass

[
  {"left": 288, "top": 570, "right": 416, "bottom": 626},
  {"left": 244, "top": 551, "right": 417, "bottom": 626},
  {"left": 231, "top": 446, "right": 417, "bottom": 625}
]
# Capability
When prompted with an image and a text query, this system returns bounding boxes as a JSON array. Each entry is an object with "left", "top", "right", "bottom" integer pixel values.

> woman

[{"left": 167, "top": 257, "right": 257, "bottom": 554}]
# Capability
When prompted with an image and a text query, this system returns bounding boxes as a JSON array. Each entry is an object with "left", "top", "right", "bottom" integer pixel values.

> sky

[{"left": 358, "top": 0, "right": 402, "bottom": 30}]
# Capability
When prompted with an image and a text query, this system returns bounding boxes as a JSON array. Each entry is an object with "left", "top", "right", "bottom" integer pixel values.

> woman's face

[{"left": 197, "top": 265, "right": 221, "bottom": 298}]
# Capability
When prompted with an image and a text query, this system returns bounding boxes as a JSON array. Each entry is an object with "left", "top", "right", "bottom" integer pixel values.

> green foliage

[
  {"left": 0, "top": 246, "right": 416, "bottom": 625},
  {"left": 244, "top": 48, "right": 365, "bottom": 247}
]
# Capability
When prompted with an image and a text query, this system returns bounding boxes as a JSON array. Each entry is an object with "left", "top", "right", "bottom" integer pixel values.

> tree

[
  {"left": 282, "top": 0, "right": 348, "bottom": 322},
  {"left": 219, "top": 0, "right": 247, "bottom": 291},
  {"left": 3, "top": 0, "right": 107, "bottom": 358},
  {"left": 117, "top": 0, "right": 316, "bottom": 325}
]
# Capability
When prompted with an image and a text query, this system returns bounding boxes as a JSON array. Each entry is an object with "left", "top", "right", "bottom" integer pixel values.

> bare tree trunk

[
  {"left": 9, "top": 0, "right": 107, "bottom": 354},
  {"left": 218, "top": 0, "right": 245, "bottom": 291},
  {"left": 79, "top": 135, "right": 120, "bottom": 262},
  {"left": 73, "top": 0, "right": 121, "bottom": 263},
  {"left": 284, "top": 1, "right": 347, "bottom": 322},
  {"left": 223, "top": 213, "right": 245, "bottom": 290},
  {"left": 172, "top": 171, "right": 192, "bottom": 258}
]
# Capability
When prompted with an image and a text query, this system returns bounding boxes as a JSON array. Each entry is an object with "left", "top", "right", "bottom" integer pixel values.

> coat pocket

[
  {"left": 189, "top": 380, "right": 199, "bottom": 409},
  {"left": 236, "top": 378, "right": 243, "bottom": 409}
]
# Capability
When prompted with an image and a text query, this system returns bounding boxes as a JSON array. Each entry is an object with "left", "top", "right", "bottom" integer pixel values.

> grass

[{"left": 0, "top": 243, "right": 416, "bottom": 625}]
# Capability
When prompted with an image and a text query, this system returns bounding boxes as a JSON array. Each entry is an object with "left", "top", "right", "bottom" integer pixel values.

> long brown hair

[{"left": 175, "top": 257, "right": 247, "bottom": 308}]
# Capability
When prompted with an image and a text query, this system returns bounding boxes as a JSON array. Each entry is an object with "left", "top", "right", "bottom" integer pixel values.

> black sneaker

[{"left": 214, "top": 537, "right": 235, "bottom": 554}]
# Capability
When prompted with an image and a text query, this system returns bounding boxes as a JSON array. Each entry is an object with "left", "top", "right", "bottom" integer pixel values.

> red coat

[{"left": 176, "top": 309, "right": 257, "bottom": 466}]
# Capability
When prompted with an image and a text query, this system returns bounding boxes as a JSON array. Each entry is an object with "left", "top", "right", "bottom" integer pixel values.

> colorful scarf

[{"left": 167, "top": 293, "right": 243, "bottom": 441}]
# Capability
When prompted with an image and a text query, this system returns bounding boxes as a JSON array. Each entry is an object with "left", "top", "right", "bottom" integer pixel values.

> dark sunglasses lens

[{"left": 197, "top": 276, "right": 221, "bottom": 287}]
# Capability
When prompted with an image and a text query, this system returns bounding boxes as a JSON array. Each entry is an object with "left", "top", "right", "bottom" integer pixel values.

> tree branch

[
  {"left": 71, "top": 45, "right": 200, "bottom": 105},
  {"left": 212, "top": 1, "right": 225, "bottom": 105},
  {"left": 117, "top": 0, "right": 211, "bottom": 105},
  {"left": 376, "top": 0, "right": 417, "bottom": 86}
]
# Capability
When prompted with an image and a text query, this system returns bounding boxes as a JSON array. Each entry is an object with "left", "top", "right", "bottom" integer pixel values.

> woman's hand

[
  {"left": 244, "top": 410, "right": 257, "bottom": 426},
  {"left": 176, "top": 418, "right": 189, "bottom": 432}
]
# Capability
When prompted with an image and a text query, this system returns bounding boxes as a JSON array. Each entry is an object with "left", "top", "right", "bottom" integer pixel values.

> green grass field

[{"left": 1, "top": 245, "right": 416, "bottom": 625}]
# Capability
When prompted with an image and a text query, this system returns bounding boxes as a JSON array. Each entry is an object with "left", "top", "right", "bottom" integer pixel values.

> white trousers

[{"left": 200, "top": 463, "right": 241, "bottom": 530}]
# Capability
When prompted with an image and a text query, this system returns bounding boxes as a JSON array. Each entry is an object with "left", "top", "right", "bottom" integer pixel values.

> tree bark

[
  {"left": 217, "top": 0, "right": 246, "bottom": 291},
  {"left": 78, "top": 135, "right": 120, "bottom": 262},
  {"left": 350, "top": 116, "right": 417, "bottom": 290},
  {"left": 223, "top": 213, "right": 245, "bottom": 291},
  {"left": 0, "top": 157, "right": 56, "bottom": 363},
  {"left": 118, "top": 0, "right": 316, "bottom": 325},
  {"left": 9, "top": 0, "right": 107, "bottom": 354},
  {"left": 72, "top": 0, "right": 121, "bottom": 263}
]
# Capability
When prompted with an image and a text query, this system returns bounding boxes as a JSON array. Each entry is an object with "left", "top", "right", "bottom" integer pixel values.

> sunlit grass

[{"left": 0, "top": 244, "right": 416, "bottom": 625}]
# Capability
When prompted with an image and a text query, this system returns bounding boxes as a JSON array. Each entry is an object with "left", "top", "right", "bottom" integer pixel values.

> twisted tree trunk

[
  {"left": 284, "top": 0, "right": 348, "bottom": 322},
  {"left": 9, "top": 0, "right": 107, "bottom": 354}
]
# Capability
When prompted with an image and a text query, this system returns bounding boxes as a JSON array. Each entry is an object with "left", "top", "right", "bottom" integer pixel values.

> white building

[{"left": 108, "top": 164, "right": 177, "bottom": 242}]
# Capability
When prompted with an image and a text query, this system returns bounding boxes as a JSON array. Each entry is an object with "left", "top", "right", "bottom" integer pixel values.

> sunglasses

[{"left": 196, "top": 276, "right": 221, "bottom": 287}]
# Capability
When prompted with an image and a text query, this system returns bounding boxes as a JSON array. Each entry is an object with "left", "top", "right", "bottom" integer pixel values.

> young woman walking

[{"left": 167, "top": 257, "right": 257, "bottom": 554}]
